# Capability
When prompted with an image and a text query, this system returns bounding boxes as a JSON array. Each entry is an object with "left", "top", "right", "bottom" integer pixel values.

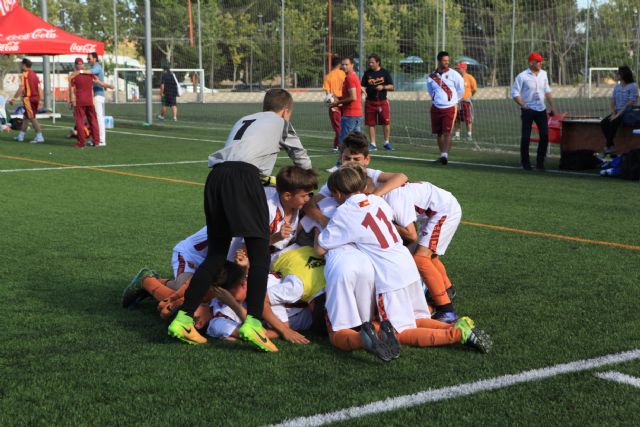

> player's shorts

[
  {"left": 324, "top": 246, "right": 375, "bottom": 331},
  {"left": 204, "top": 162, "right": 269, "bottom": 239},
  {"left": 456, "top": 100, "right": 472, "bottom": 125},
  {"left": 365, "top": 100, "right": 391, "bottom": 126},
  {"left": 162, "top": 94, "right": 177, "bottom": 107},
  {"left": 417, "top": 199, "right": 462, "bottom": 255},
  {"left": 23, "top": 97, "right": 39, "bottom": 119},
  {"left": 430, "top": 105, "right": 457, "bottom": 135},
  {"left": 171, "top": 250, "right": 198, "bottom": 278},
  {"left": 376, "top": 281, "right": 430, "bottom": 333}
]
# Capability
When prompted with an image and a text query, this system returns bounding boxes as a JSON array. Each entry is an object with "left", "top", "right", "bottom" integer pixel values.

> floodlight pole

[
  {"left": 281, "top": 0, "right": 285, "bottom": 89},
  {"left": 144, "top": 0, "right": 153, "bottom": 125},
  {"left": 358, "top": 0, "right": 364, "bottom": 77},
  {"left": 41, "top": 0, "right": 51, "bottom": 111}
]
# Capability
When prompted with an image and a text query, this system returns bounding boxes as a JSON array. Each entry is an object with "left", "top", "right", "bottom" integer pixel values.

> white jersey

[
  {"left": 172, "top": 226, "right": 208, "bottom": 276},
  {"left": 227, "top": 186, "right": 300, "bottom": 261},
  {"left": 300, "top": 196, "right": 339, "bottom": 233},
  {"left": 318, "top": 193, "right": 420, "bottom": 293},
  {"left": 208, "top": 111, "right": 311, "bottom": 177},
  {"left": 319, "top": 168, "right": 384, "bottom": 198},
  {"left": 382, "top": 182, "right": 458, "bottom": 227},
  {"left": 207, "top": 298, "right": 244, "bottom": 338}
]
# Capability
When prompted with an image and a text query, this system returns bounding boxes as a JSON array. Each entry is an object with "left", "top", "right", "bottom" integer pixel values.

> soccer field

[{"left": 2, "top": 106, "right": 640, "bottom": 426}]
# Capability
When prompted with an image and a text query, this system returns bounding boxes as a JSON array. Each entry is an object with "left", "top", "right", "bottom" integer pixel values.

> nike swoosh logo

[
  {"left": 256, "top": 332, "right": 268, "bottom": 343},
  {"left": 182, "top": 326, "right": 192, "bottom": 334}
]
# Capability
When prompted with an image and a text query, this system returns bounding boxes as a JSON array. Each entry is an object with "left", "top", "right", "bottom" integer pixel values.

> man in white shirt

[
  {"left": 511, "top": 52, "right": 557, "bottom": 171},
  {"left": 427, "top": 51, "right": 465, "bottom": 165}
]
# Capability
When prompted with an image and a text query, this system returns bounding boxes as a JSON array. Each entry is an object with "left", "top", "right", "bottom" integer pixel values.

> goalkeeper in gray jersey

[{"left": 168, "top": 89, "right": 312, "bottom": 350}]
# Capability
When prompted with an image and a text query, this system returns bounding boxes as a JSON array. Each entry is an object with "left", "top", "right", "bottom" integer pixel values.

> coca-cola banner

[
  {"left": 0, "top": 5, "right": 103, "bottom": 55},
  {"left": 0, "top": 0, "right": 19, "bottom": 17}
]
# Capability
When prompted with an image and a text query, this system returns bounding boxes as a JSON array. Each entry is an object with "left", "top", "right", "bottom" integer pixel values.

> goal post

[
  {"left": 112, "top": 68, "right": 206, "bottom": 104},
  {"left": 588, "top": 67, "right": 618, "bottom": 99}
]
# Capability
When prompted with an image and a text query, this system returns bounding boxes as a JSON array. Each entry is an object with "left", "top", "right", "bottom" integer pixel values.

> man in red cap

[
  {"left": 69, "top": 58, "right": 111, "bottom": 148},
  {"left": 454, "top": 62, "right": 477, "bottom": 141},
  {"left": 511, "top": 52, "right": 556, "bottom": 170}
]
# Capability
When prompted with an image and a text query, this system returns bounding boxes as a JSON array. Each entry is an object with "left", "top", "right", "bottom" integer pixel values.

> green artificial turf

[{"left": 1, "top": 103, "right": 639, "bottom": 426}]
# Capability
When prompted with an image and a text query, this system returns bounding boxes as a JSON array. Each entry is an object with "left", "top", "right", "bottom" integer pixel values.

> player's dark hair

[
  {"left": 368, "top": 54, "right": 381, "bottom": 65},
  {"left": 437, "top": 51, "right": 449, "bottom": 61},
  {"left": 327, "top": 164, "right": 367, "bottom": 196},
  {"left": 21, "top": 58, "right": 32, "bottom": 68},
  {"left": 618, "top": 65, "right": 635, "bottom": 84},
  {"left": 340, "top": 132, "right": 369, "bottom": 157},
  {"left": 89, "top": 52, "right": 99, "bottom": 61},
  {"left": 263, "top": 88, "right": 293, "bottom": 112},
  {"left": 276, "top": 165, "right": 318, "bottom": 194},
  {"left": 331, "top": 54, "right": 341, "bottom": 69},
  {"left": 343, "top": 56, "right": 355, "bottom": 65},
  {"left": 213, "top": 261, "right": 246, "bottom": 290}
]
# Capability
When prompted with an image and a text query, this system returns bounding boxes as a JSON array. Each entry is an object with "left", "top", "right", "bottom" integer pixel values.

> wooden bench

[{"left": 560, "top": 118, "right": 640, "bottom": 154}]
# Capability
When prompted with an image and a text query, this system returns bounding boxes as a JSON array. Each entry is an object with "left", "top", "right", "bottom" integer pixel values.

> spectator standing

[
  {"left": 10, "top": 58, "right": 44, "bottom": 143},
  {"left": 511, "top": 52, "right": 556, "bottom": 171},
  {"left": 427, "top": 51, "right": 464, "bottom": 165},
  {"left": 85, "top": 52, "right": 106, "bottom": 146},
  {"left": 322, "top": 54, "right": 346, "bottom": 150},
  {"left": 361, "top": 53, "right": 394, "bottom": 151},
  {"left": 331, "top": 56, "right": 363, "bottom": 145},
  {"left": 453, "top": 62, "right": 477, "bottom": 141},
  {"left": 157, "top": 67, "right": 179, "bottom": 122},
  {"left": 600, "top": 65, "right": 638, "bottom": 156}
]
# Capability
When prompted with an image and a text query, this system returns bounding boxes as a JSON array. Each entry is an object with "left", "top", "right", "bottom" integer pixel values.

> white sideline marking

[
  {"left": 0, "top": 155, "right": 332, "bottom": 173},
  {"left": 269, "top": 349, "right": 640, "bottom": 427},
  {"left": 595, "top": 371, "right": 640, "bottom": 388}
]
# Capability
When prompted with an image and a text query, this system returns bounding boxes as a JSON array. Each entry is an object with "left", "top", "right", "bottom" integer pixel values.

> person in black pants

[
  {"left": 168, "top": 89, "right": 312, "bottom": 350},
  {"left": 600, "top": 65, "right": 638, "bottom": 156},
  {"left": 511, "top": 52, "right": 556, "bottom": 170}
]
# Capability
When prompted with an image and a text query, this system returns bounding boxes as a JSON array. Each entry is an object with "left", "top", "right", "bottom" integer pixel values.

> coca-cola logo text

[
  {"left": 70, "top": 43, "right": 96, "bottom": 53},
  {"left": 0, "top": 41, "right": 19, "bottom": 52},
  {"left": 7, "top": 28, "right": 57, "bottom": 41},
  {"left": 0, "top": 0, "right": 19, "bottom": 17}
]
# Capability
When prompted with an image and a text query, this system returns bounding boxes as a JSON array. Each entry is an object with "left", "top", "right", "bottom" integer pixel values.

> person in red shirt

[
  {"left": 327, "top": 56, "right": 363, "bottom": 172},
  {"left": 69, "top": 58, "right": 101, "bottom": 148},
  {"left": 9, "top": 58, "right": 44, "bottom": 144}
]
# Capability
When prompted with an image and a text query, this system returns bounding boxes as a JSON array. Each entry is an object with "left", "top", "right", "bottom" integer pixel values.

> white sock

[
  {"left": 371, "top": 141, "right": 377, "bottom": 146},
  {"left": 18, "top": 131, "right": 25, "bottom": 138},
  {"left": 467, "top": 132, "right": 472, "bottom": 137},
  {"left": 36, "top": 132, "right": 43, "bottom": 138},
  {"left": 440, "top": 152, "right": 448, "bottom": 158},
  {"left": 455, "top": 132, "right": 460, "bottom": 137},
  {"left": 384, "top": 140, "right": 390, "bottom": 145}
]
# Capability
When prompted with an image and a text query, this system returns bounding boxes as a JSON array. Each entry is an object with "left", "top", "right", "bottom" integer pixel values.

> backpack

[
  {"left": 559, "top": 150, "right": 601, "bottom": 171},
  {"left": 619, "top": 149, "right": 640, "bottom": 180}
]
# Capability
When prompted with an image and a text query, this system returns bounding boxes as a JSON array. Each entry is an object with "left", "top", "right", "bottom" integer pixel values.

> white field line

[
  {"left": 0, "top": 155, "right": 332, "bottom": 173},
  {"left": 595, "top": 371, "right": 640, "bottom": 388},
  {"left": 268, "top": 349, "right": 640, "bottom": 427}
]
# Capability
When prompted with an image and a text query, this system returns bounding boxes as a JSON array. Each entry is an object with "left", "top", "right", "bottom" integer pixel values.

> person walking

[
  {"left": 322, "top": 54, "right": 346, "bottom": 150},
  {"left": 158, "top": 67, "right": 179, "bottom": 122},
  {"left": 361, "top": 53, "right": 394, "bottom": 151},
  {"left": 426, "top": 51, "right": 464, "bottom": 165},
  {"left": 453, "top": 62, "right": 477, "bottom": 141},
  {"left": 9, "top": 58, "right": 44, "bottom": 144},
  {"left": 511, "top": 52, "right": 556, "bottom": 171}
]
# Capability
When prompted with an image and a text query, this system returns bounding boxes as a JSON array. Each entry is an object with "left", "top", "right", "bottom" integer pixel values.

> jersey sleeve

[
  {"left": 384, "top": 189, "right": 417, "bottom": 227},
  {"left": 366, "top": 168, "right": 383, "bottom": 187},
  {"left": 280, "top": 122, "right": 312, "bottom": 170},
  {"left": 317, "top": 208, "right": 355, "bottom": 250},
  {"left": 511, "top": 74, "right": 522, "bottom": 99},
  {"left": 543, "top": 73, "right": 551, "bottom": 94},
  {"left": 385, "top": 70, "right": 394, "bottom": 85},
  {"left": 206, "top": 301, "right": 241, "bottom": 338},
  {"left": 267, "top": 275, "right": 304, "bottom": 306}
]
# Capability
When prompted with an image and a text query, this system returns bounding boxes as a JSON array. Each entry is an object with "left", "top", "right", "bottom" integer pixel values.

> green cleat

[
  {"left": 167, "top": 310, "right": 207, "bottom": 345},
  {"left": 455, "top": 316, "right": 492, "bottom": 354},
  {"left": 122, "top": 267, "right": 157, "bottom": 308},
  {"left": 238, "top": 315, "right": 278, "bottom": 352}
]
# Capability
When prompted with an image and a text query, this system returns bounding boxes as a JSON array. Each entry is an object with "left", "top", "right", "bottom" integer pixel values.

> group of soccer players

[{"left": 122, "top": 88, "right": 491, "bottom": 361}]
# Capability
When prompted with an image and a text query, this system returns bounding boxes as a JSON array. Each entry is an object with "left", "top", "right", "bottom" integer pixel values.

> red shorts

[
  {"left": 365, "top": 100, "right": 390, "bottom": 126},
  {"left": 456, "top": 101, "right": 472, "bottom": 125},
  {"left": 23, "top": 97, "right": 39, "bottom": 119},
  {"left": 430, "top": 105, "right": 457, "bottom": 135}
]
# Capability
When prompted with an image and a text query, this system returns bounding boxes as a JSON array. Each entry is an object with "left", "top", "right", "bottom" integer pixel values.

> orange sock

[
  {"left": 142, "top": 277, "right": 174, "bottom": 301},
  {"left": 330, "top": 329, "right": 363, "bottom": 351},
  {"left": 414, "top": 254, "right": 450, "bottom": 306},
  {"left": 416, "top": 318, "right": 454, "bottom": 330},
  {"left": 398, "top": 326, "right": 460, "bottom": 347},
  {"left": 432, "top": 256, "right": 452, "bottom": 289}
]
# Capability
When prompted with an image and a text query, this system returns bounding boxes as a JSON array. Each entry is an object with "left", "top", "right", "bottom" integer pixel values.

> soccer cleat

[
  {"left": 446, "top": 286, "right": 457, "bottom": 302},
  {"left": 30, "top": 137, "right": 44, "bottom": 144},
  {"left": 378, "top": 320, "right": 400, "bottom": 359},
  {"left": 332, "top": 147, "right": 339, "bottom": 153},
  {"left": 522, "top": 164, "right": 532, "bottom": 171},
  {"left": 359, "top": 322, "right": 396, "bottom": 362},
  {"left": 431, "top": 310, "right": 458, "bottom": 324},
  {"left": 122, "top": 267, "right": 156, "bottom": 308},
  {"left": 454, "top": 316, "right": 492, "bottom": 354},
  {"left": 439, "top": 156, "right": 448, "bottom": 165},
  {"left": 452, "top": 134, "right": 460, "bottom": 141},
  {"left": 172, "top": 117, "right": 178, "bottom": 122},
  {"left": 368, "top": 143, "right": 378, "bottom": 152},
  {"left": 238, "top": 315, "right": 278, "bottom": 352},
  {"left": 326, "top": 165, "right": 339, "bottom": 173},
  {"left": 156, "top": 114, "right": 165, "bottom": 121},
  {"left": 167, "top": 310, "right": 207, "bottom": 345},
  {"left": 383, "top": 142, "right": 394, "bottom": 151},
  {"left": 466, "top": 134, "right": 473, "bottom": 141}
]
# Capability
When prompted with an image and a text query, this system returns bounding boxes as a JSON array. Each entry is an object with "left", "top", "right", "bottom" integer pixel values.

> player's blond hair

[
  {"left": 276, "top": 165, "right": 318, "bottom": 194},
  {"left": 327, "top": 163, "right": 367, "bottom": 196}
]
